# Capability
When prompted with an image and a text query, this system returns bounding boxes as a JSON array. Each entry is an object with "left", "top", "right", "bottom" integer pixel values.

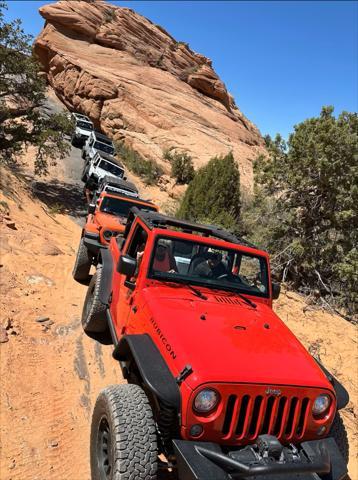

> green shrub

[
  {"left": 177, "top": 151, "right": 241, "bottom": 231},
  {"left": 116, "top": 142, "right": 163, "bottom": 185},
  {"left": 164, "top": 149, "right": 195, "bottom": 184},
  {"left": 103, "top": 8, "right": 116, "bottom": 23},
  {"left": 244, "top": 106, "right": 358, "bottom": 318}
]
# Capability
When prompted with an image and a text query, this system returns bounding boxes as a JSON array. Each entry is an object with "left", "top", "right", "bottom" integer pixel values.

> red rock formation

[{"left": 34, "top": 0, "right": 265, "bottom": 185}]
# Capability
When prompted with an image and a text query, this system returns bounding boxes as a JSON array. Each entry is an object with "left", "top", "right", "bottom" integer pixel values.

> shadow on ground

[{"left": 31, "top": 179, "right": 87, "bottom": 220}]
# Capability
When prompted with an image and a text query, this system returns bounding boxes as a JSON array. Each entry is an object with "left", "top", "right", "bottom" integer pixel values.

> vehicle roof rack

[{"left": 128, "top": 208, "right": 257, "bottom": 249}]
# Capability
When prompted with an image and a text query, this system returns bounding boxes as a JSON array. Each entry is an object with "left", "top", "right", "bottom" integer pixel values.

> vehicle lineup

[{"left": 71, "top": 114, "right": 349, "bottom": 480}]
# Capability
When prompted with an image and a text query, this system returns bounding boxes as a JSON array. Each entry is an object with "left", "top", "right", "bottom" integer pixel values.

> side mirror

[
  {"left": 272, "top": 282, "right": 281, "bottom": 300},
  {"left": 117, "top": 254, "right": 137, "bottom": 277},
  {"left": 88, "top": 203, "right": 96, "bottom": 214}
]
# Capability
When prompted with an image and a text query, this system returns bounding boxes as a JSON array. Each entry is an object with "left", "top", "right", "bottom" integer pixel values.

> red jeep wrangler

[
  {"left": 72, "top": 192, "right": 158, "bottom": 282},
  {"left": 81, "top": 208, "right": 349, "bottom": 480}
]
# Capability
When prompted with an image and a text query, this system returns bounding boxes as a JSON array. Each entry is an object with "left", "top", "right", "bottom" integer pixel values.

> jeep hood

[
  {"left": 76, "top": 128, "right": 91, "bottom": 136},
  {"left": 94, "top": 169, "right": 118, "bottom": 181},
  {"left": 95, "top": 212, "right": 126, "bottom": 231},
  {"left": 142, "top": 286, "right": 331, "bottom": 391}
]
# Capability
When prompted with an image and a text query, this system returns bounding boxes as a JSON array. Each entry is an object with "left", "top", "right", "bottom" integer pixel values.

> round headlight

[
  {"left": 312, "top": 394, "right": 331, "bottom": 416},
  {"left": 103, "top": 230, "right": 113, "bottom": 241},
  {"left": 193, "top": 389, "right": 219, "bottom": 413}
]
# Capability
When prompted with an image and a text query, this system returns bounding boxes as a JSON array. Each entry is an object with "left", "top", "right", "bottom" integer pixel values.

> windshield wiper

[
  {"left": 184, "top": 283, "right": 208, "bottom": 301},
  {"left": 236, "top": 292, "right": 257, "bottom": 309},
  {"left": 156, "top": 278, "right": 207, "bottom": 300}
]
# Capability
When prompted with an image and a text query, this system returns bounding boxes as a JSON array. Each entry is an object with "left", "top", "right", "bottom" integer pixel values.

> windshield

[
  {"left": 77, "top": 121, "right": 93, "bottom": 131},
  {"left": 100, "top": 197, "right": 157, "bottom": 217},
  {"left": 94, "top": 141, "right": 115, "bottom": 155},
  {"left": 148, "top": 237, "right": 269, "bottom": 298},
  {"left": 99, "top": 160, "right": 123, "bottom": 177}
]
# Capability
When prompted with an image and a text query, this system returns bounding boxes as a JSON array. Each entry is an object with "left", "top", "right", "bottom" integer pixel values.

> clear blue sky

[{"left": 4, "top": 1, "right": 358, "bottom": 139}]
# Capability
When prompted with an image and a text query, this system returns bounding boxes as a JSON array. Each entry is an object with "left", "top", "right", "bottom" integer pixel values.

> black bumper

[
  {"left": 83, "top": 233, "right": 104, "bottom": 255},
  {"left": 173, "top": 437, "right": 347, "bottom": 480}
]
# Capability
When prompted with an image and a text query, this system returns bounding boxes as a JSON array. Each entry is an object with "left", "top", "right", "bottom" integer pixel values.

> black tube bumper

[
  {"left": 83, "top": 233, "right": 103, "bottom": 255},
  {"left": 173, "top": 437, "right": 348, "bottom": 480}
]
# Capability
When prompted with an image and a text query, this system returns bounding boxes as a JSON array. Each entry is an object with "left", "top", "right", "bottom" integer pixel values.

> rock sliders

[{"left": 34, "top": 0, "right": 264, "bottom": 185}]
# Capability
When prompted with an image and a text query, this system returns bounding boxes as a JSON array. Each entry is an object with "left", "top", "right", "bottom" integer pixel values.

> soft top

[
  {"left": 93, "top": 131, "right": 114, "bottom": 145},
  {"left": 99, "top": 176, "right": 137, "bottom": 193},
  {"left": 94, "top": 152, "right": 123, "bottom": 167}
]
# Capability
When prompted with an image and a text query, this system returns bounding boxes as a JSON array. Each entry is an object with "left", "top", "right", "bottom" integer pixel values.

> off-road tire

[
  {"left": 330, "top": 412, "right": 349, "bottom": 465},
  {"left": 91, "top": 384, "right": 158, "bottom": 480},
  {"left": 81, "top": 149, "right": 87, "bottom": 160},
  {"left": 81, "top": 266, "right": 107, "bottom": 333},
  {"left": 73, "top": 238, "right": 92, "bottom": 282}
]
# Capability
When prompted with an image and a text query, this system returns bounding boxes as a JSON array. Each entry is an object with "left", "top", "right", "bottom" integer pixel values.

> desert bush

[
  {"left": 177, "top": 151, "right": 241, "bottom": 231},
  {"left": 0, "top": 2, "right": 72, "bottom": 175},
  {"left": 116, "top": 142, "right": 163, "bottom": 185},
  {"left": 103, "top": 8, "right": 116, "bottom": 23},
  {"left": 164, "top": 149, "right": 195, "bottom": 184},
  {"left": 243, "top": 106, "right": 358, "bottom": 318}
]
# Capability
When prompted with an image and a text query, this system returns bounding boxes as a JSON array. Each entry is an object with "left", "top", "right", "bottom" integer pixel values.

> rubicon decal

[{"left": 150, "top": 317, "right": 176, "bottom": 359}]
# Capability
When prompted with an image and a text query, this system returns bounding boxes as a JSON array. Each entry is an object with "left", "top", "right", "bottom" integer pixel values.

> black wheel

[
  {"left": 73, "top": 238, "right": 92, "bottom": 282},
  {"left": 330, "top": 412, "right": 349, "bottom": 465},
  {"left": 71, "top": 136, "right": 78, "bottom": 147},
  {"left": 91, "top": 384, "right": 158, "bottom": 480},
  {"left": 82, "top": 149, "right": 87, "bottom": 160},
  {"left": 81, "top": 266, "right": 107, "bottom": 333}
]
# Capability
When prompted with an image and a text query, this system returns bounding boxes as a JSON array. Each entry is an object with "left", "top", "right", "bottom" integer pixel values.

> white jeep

[
  {"left": 82, "top": 131, "right": 116, "bottom": 160},
  {"left": 81, "top": 152, "right": 125, "bottom": 186},
  {"left": 71, "top": 113, "right": 94, "bottom": 147}
]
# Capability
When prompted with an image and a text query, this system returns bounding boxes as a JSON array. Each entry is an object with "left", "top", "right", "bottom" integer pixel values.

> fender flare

[
  {"left": 113, "top": 334, "right": 180, "bottom": 410},
  {"left": 315, "top": 359, "right": 349, "bottom": 410},
  {"left": 98, "top": 247, "right": 113, "bottom": 306}
]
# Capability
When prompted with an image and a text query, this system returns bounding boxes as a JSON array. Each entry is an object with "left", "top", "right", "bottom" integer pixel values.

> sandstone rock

[{"left": 34, "top": 1, "right": 265, "bottom": 187}]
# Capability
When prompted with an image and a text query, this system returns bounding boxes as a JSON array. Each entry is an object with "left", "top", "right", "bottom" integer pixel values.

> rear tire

[
  {"left": 330, "top": 412, "right": 349, "bottom": 465},
  {"left": 90, "top": 384, "right": 158, "bottom": 480},
  {"left": 73, "top": 238, "right": 92, "bottom": 282},
  {"left": 81, "top": 266, "right": 107, "bottom": 333},
  {"left": 82, "top": 149, "right": 86, "bottom": 160}
]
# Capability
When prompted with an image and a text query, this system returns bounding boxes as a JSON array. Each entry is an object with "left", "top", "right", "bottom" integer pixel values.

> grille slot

[
  {"left": 222, "top": 393, "right": 310, "bottom": 441},
  {"left": 222, "top": 395, "right": 237, "bottom": 435},
  {"left": 261, "top": 396, "right": 275, "bottom": 434},
  {"left": 248, "top": 396, "right": 263, "bottom": 435},
  {"left": 235, "top": 395, "right": 250, "bottom": 436}
]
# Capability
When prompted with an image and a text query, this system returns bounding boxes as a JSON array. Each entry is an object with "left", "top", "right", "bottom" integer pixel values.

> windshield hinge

[{"left": 176, "top": 364, "right": 193, "bottom": 385}]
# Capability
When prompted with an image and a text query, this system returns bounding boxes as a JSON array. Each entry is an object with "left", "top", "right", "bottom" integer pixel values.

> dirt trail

[
  {"left": 0, "top": 143, "right": 357, "bottom": 478},
  {"left": 0, "top": 170, "right": 122, "bottom": 479}
]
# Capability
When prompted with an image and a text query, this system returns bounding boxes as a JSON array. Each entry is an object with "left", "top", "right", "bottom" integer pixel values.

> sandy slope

[{"left": 0, "top": 166, "right": 357, "bottom": 480}]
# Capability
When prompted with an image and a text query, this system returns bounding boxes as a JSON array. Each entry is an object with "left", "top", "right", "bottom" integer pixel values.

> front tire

[
  {"left": 81, "top": 266, "right": 107, "bottom": 333},
  {"left": 330, "top": 412, "right": 349, "bottom": 465},
  {"left": 73, "top": 238, "right": 92, "bottom": 282},
  {"left": 91, "top": 384, "right": 158, "bottom": 480}
]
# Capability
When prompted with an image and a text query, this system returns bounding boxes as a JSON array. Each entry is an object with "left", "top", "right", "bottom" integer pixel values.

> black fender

[
  {"left": 315, "top": 359, "right": 349, "bottom": 410},
  {"left": 113, "top": 334, "right": 180, "bottom": 410},
  {"left": 98, "top": 247, "right": 113, "bottom": 306}
]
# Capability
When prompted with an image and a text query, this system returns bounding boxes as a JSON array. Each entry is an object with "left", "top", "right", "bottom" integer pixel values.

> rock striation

[{"left": 34, "top": 0, "right": 265, "bottom": 185}]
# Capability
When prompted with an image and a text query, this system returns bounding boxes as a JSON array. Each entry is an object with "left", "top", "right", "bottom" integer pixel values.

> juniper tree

[{"left": 0, "top": 2, "right": 72, "bottom": 174}]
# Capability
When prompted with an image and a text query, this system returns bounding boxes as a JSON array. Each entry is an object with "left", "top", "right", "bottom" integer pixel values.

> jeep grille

[{"left": 221, "top": 394, "right": 310, "bottom": 442}]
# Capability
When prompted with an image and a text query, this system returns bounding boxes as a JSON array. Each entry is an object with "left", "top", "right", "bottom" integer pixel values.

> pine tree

[{"left": 177, "top": 152, "right": 241, "bottom": 231}]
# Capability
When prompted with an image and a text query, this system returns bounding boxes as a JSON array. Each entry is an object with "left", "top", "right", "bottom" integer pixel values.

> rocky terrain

[
  {"left": 34, "top": 0, "right": 265, "bottom": 187},
  {"left": 0, "top": 155, "right": 357, "bottom": 479}
]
